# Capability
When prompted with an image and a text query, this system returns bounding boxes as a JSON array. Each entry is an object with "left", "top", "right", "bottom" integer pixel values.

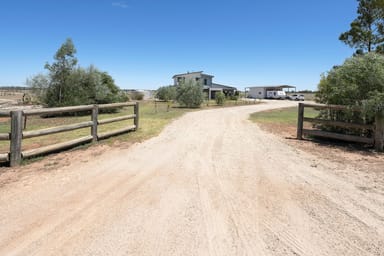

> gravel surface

[{"left": 0, "top": 100, "right": 383, "bottom": 255}]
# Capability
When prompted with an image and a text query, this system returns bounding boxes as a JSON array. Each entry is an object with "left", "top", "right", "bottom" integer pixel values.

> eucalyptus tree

[
  {"left": 44, "top": 38, "right": 78, "bottom": 106},
  {"left": 28, "top": 38, "right": 126, "bottom": 107},
  {"left": 339, "top": 0, "right": 384, "bottom": 54}
]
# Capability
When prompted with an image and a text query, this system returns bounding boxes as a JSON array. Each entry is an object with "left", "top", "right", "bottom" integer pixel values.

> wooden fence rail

[
  {"left": 0, "top": 102, "right": 139, "bottom": 166},
  {"left": 297, "top": 103, "right": 384, "bottom": 151}
]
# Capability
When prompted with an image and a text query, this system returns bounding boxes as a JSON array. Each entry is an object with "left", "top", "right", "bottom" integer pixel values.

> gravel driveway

[{"left": 0, "top": 100, "right": 383, "bottom": 255}]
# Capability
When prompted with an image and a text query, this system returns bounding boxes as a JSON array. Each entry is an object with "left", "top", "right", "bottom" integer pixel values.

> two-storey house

[{"left": 172, "top": 71, "right": 237, "bottom": 99}]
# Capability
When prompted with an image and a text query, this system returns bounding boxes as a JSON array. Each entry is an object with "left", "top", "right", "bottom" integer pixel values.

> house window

[
  {"left": 195, "top": 78, "right": 200, "bottom": 82},
  {"left": 177, "top": 77, "right": 185, "bottom": 84},
  {"left": 204, "top": 78, "right": 208, "bottom": 85}
]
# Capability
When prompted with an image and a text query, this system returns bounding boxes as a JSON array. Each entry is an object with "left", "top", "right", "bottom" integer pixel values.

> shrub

[
  {"left": 156, "top": 85, "right": 176, "bottom": 101},
  {"left": 229, "top": 94, "right": 239, "bottom": 101},
  {"left": 316, "top": 52, "right": 384, "bottom": 136},
  {"left": 317, "top": 53, "right": 384, "bottom": 114},
  {"left": 215, "top": 91, "right": 226, "bottom": 105},
  {"left": 130, "top": 91, "right": 144, "bottom": 101}
]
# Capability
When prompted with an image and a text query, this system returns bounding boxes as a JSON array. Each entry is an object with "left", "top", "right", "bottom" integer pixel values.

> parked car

[{"left": 287, "top": 94, "right": 305, "bottom": 101}]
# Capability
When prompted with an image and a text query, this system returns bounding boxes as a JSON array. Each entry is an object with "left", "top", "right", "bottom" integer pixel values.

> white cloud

[{"left": 112, "top": 1, "right": 129, "bottom": 8}]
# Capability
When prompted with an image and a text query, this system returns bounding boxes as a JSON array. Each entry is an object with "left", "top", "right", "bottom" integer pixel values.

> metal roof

[
  {"left": 172, "top": 71, "right": 214, "bottom": 79},
  {"left": 247, "top": 85, "right": 296, "bottom": 89},
  {"left": 211, "top": 83, "right": 237, "bottom": 90}
]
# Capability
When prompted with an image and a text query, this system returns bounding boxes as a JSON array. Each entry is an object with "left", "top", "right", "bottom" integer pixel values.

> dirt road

[{"left": 0, "top": 100, "right": 383, "bottom": 255}]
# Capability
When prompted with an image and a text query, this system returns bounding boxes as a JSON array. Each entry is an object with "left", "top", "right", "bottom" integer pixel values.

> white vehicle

[
  {"left": 266, "top": 90, "right": 286, "bottom": 99},
  {"left": 288, "top": 94, "right": 305, "bottom": 101}
]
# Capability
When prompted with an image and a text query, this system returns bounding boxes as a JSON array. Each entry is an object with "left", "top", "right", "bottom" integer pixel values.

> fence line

[
  {"left": 0, "top": 102, "right": 139, "bottom": 166},
  {"left": 297, "top": 103, "right": 383, "bottom": 151}
]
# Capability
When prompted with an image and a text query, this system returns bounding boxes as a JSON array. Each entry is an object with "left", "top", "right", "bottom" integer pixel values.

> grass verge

[{"left": 249, "top": 106, "right": 318, "bottom": 126}]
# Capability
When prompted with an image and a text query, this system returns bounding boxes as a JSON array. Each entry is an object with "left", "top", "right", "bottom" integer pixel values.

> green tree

[
  {"left": 316, "top": 52, "right": 384, "bottom": 121},
  {"left": 27, "top": 73, "right": 49, "bottom": 103},
  {"left": 28, "top": 38, "right": 126, "bottom": 107},
  {"left": 94, "top": 69, "right": 127, "bottom": 104},
  {"left": 44, "top": 38, "right": 78, "bottom": 106},
  {"left": 176, "top": 80, "right": 204, "bottom": 108},
  {"left": 156, "top": 85, "right": 176, "bottom": 101},
  {"left": 339, "top": 0, "right": 384, "bottom": 54}
]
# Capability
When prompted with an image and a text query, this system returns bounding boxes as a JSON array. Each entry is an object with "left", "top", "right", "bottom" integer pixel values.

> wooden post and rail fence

[
  {"left": 297, "top": 103, "right": 384, "bottom": 151},
  {"left": 0, "top": 102, "right": 139, "bottom": 167}
]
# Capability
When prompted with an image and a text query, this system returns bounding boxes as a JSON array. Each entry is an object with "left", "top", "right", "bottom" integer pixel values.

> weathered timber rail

[
  {"left": 297, "top": 103, "right": 384, "bottom": 151},
  {"left": 0, "top": 102, "right": 139, "bottom": 166}
]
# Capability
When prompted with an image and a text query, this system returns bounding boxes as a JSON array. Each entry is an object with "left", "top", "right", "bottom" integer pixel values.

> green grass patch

[
  {"left": 101, "top": 101, "right": 190, "bottom": 144},
  {"left": 249, "top": 106, "right": 319, "bottom": 125}
]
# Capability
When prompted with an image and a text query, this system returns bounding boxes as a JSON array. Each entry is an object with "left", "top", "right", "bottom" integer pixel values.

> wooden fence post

[
  {"left": 92, "top": 105, "right": 99, "bottom": 142},
  {"left": 10, "top": 110, "right": 23, "bottom": 166},
  {"left": 134, "top": 102, "right": 139, "bottom": 130},
  {"left": 297, "top": 103, "right": 304, "bottom": 140},
  {"left": 374, "top": 110, "right": 384, "bottom": 151},
  {"left": 23, "top": 116, "right": 27, "bottom": 130},
  {"left": 155, "top": 100, "right": 157, "bottom": 113}
]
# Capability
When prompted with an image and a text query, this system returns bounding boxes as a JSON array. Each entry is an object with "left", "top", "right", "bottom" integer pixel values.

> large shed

[{"left": 246, "top": 85, "right": 296, "bottom": 99}]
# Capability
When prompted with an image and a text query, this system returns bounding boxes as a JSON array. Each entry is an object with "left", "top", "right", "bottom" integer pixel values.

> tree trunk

[{"left": 374, "top": 110, "right": 384, "bottom": 151}]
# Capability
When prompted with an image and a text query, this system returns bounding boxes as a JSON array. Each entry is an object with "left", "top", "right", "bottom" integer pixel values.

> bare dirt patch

[
  {"left": 257, "top": 121, "right": 383, "bottom": 170},
  {"left": 257, "top": 121, "right": 384, "bottom": 192},
  {"left": 0, "top": 143, "right": 112, "bottom": 188}
]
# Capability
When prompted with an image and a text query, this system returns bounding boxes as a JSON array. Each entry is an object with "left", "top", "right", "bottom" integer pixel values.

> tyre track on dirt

[
  {"left": 0, "top": 150, "right": 176, "bottom": 255},
  {"left": 208, "top": 111, "right": 321, "bottom": 256}
]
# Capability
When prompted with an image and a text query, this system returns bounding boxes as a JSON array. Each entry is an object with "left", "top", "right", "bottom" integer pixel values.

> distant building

[
  {"left": 246, "top": 85, "right": 296, "bottom": 99},
  {"left": 172, "top": 71, "right": 237, "bottom": 99}
]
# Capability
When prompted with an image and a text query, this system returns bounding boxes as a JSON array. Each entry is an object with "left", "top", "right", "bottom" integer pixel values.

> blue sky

[{"left": 1, "top": 0, "right": 357, "bottom": 91}]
